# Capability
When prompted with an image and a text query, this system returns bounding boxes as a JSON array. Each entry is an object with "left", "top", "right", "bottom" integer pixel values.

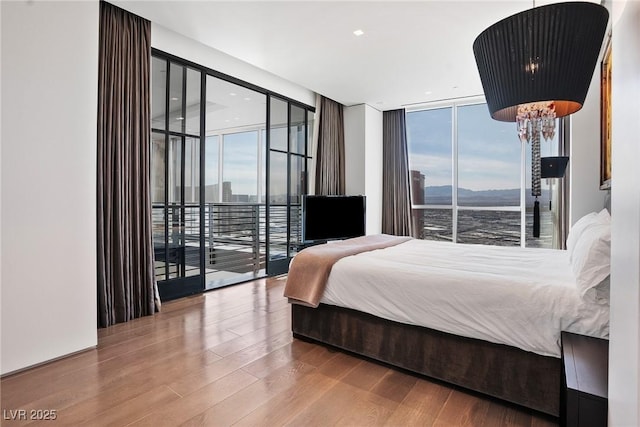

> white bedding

[{"left": 319, "top": 239, "right": 609, "bottom": 357}]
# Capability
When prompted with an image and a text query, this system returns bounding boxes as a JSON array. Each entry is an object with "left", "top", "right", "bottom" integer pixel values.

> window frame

[{"left": 406, "top": 96, "right": 548, "bottom": 248}]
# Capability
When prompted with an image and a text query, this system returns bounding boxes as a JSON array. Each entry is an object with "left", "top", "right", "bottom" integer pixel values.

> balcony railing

[{"left": 152, "top": 202, "right": 300, "bottom": 287}]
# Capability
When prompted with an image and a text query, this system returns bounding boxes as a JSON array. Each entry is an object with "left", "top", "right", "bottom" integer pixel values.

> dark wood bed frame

[{"left": 291, "top": 303, "right": 561, "bottom": 417}]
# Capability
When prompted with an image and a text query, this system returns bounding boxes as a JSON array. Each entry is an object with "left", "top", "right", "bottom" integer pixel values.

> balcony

[{"left": 152, "top": 203, "right": 300, "bottom": 290}]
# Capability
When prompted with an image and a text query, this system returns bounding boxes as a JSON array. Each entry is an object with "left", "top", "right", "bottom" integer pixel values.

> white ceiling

[{"left": 114, "top": 0, "right": 593, "bottom": 111}]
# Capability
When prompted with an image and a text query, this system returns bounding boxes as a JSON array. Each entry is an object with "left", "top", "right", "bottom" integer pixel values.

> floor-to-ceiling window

[
  {"left": 151, "top": 57, "right": 203, "bottom": 299},
  {"left": 406, "top": 99, "right": 564, "bottom": 248},
  {"left": 151, "top": 51, "right": 313, "bottom": 300},
  {"left": 266, "top": 98, "right": 310, "bottom": 275},
  {"left": 202, "top": 76, "right": 267, "bottom": 289}
]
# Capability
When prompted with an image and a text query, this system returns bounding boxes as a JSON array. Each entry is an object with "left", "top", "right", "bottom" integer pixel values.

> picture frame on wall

[{"left": 600, "top": 37, "right": 612, "bottom": 190}]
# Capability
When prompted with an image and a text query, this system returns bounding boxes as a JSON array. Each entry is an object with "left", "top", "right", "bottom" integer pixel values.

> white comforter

[{"left": 319, "top": 239, "right": 609, "bottom": 357}]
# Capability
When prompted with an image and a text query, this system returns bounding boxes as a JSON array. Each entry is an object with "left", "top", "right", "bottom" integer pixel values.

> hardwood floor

[{"left": 1, "top": 278, "right": 559, "bottom": 426}]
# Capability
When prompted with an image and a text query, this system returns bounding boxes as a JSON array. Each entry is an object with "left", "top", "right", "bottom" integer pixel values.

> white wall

[
  {"left": 570, "top": 63, "right": 607, "bottom": 225},
  {"left": 344, "top": 105, "right": 366, "bottom": 195},
  {"left": 608, "top": 1, "right": 640, "bottom": 425},
  {"left": 152, "top": 24, "right": 315, "bottom": 108},
  {"left": 343, "top": 104, "right": 383, "bottom": 235},
  {"left": 364, "top": 105, "right": 383, "bottom": 235},
  {"left": 1, "top": 1, "right": 99, "bottom": 375}
]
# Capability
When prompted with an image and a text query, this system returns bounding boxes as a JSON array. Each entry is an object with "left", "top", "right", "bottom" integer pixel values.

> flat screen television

[{"left": 302, "top": 195, "right": 366, "bottom": 242}]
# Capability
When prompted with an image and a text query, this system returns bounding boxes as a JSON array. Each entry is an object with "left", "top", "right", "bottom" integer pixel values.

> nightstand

[{"left": 561, "top": 331, "right": 609, "bottom": 427}]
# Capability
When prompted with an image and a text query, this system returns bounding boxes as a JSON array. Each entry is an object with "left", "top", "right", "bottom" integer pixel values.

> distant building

[{"left": 410, "top": 170, "right": 425, "bottom": 238}]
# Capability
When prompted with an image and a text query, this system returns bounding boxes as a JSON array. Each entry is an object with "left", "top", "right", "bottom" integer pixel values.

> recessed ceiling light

[
  {"left": 229, "top": 92, "right": 236, "bottom": 96},
  {"left": 176, "top": 117, "right": 184, "bottom": 121},
  {"left": 353, "top": 29, "right": 364, "bottom": 36},
  {"left": 244, "top": 97, "right": 251, "bottom": 101},
  {"left": 425, "top": 91, "right": 432, "bottom": 95},
  {"left": 170, "top": 97, "right": 179, "bottom": 101},
  {"left": 234, "top": 117, "right": 240, "bottom": 121}
]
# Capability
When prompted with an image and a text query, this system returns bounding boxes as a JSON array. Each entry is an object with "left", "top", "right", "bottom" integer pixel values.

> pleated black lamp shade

[{"left": 473, "top": 2, "right": 609, "bottom": 122}]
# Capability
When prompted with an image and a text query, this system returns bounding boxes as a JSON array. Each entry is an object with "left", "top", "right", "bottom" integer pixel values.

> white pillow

[
  {"left": 567, "top": 209, "right": 611, "bottom": 259},
  {"left": 571, "top": 221, "right": 611, "bottom": 299},
  {"left": 566, "top": 212, "right": 598, "bottom": 257}
]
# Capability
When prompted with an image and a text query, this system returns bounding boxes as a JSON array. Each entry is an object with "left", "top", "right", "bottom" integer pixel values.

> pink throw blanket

[{"left": 284, "top": 234, "right": 412, "bottom": 307}]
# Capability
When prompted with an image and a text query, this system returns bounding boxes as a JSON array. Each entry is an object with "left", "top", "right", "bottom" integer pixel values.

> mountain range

[{"left": 420, "top": 185, "right": 551, "bottom": 207}]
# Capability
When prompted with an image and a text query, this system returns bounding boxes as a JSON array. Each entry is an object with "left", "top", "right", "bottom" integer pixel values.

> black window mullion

[
  {"left": 199, "top": 70, "right": 206, "bottom": 287},
  {"left": 179, "top": 66, "right": 187, "bottom": 278},
  {"left": 154, "top": 129, "right": 200, "bottom": 140},
  {"left": 286, "top": 103, "right": 292, "bottom": 257},
  {"left": 265, "top": 94, "right": 271, "bottom": 263},
  {"left": 178, "top": 136, "right": 187, "bottom": 277},
  {"left": 163, "top": 58, "right": 170, "bottom": 281}
]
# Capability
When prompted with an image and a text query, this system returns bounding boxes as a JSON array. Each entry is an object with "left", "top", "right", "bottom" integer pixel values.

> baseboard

[{"left": 0, "top": 345, "right": 97, "bottom": 379}]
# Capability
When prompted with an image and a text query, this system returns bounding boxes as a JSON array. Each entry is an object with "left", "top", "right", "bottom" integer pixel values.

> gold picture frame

[{"left": 600, "top": 38, "right": 612, "bottom": 190}]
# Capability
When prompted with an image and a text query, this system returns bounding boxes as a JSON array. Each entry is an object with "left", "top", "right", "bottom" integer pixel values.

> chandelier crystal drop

[{"left": 516, "top": 101, "right": 557, "bottom": 144}]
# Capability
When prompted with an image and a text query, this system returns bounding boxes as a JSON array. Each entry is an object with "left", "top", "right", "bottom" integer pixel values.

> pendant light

[{"left": 473, "top": 1, "right": 608, "bottom": 237}]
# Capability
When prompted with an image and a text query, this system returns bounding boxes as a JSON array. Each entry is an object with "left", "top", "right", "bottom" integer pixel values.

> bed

[{"left": 284, "top": 214, "right": 611, "bottom": 417}]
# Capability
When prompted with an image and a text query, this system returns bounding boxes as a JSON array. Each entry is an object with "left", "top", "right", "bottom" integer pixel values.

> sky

[
  {"left": 186, "top": 100, "right": 559, "bottom": 202},
  {"left": 406, "top": 102, "right": 558, "bottom": 192}
]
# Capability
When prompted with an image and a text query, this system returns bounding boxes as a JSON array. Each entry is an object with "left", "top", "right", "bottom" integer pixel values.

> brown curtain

[
  {"left": 382, "top": 109, "right": 413, "bottom": 236},
  {"left": 97, "top": 2, "right": 157, "bottom": 328},
  {"left": 315, "top": 96, "right": 345, "bottom": 195}
]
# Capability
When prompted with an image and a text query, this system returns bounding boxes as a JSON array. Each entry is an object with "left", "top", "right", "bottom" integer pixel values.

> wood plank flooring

[{"left": 0, "top": 278, "right": 559, "bottom": 426}]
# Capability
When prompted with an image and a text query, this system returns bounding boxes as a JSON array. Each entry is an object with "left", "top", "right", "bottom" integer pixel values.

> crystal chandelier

[
  {"left": 516, "top": 101, "right": 557, "bottom": 144},
  {"left": 516, "top": 101, "right": 557, "bottom": 203}
]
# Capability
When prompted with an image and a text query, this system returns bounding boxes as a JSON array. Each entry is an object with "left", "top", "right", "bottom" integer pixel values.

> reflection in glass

[
  {"left": 168, "top": 136, "right": 182, "bottom": 204},
  {"left": 307, "top": 110, "right": 315, "bottom": 157},
  {"left": 290, "top": 104, "right": 306, "bottom": 154},
  {"left": 185, "top": 68, "right": 201, "bottom": 136},
  {"left": 151, "top": 132, "right": 165, "bottom": 204},
  {"left": 270, "top": 97, "right": 288, "bottom": 151},
  {"left": 184, "top": 137, "right": 199, "bottom": 204},
  {"left": 290, "top": 155, "right": 305, "bottom": 205},
  {"left": 169, "top": 63, "right": 184, "bottom": 134},
  {"left": 406, "top": 108, "right": 453, "bottom": 205},
  {"left": 151, "top": 57, "right": 166, "bottom": 130},
  {"left": 525, "top": 122, "right": 558, "bottom": 248}
]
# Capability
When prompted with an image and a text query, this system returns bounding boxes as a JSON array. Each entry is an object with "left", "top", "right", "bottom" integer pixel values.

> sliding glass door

[
  {"left": 266, "top": 97, "right": 309, "bottom": 275},
  {"left": 151, "top": 51, "right": 314, "bottom": 299},
  {"left": 203, "top": 75, "right": 267, "bottom": 289},
  {"left": 151, "top": 58, "right": 203, "bottom": 300}
]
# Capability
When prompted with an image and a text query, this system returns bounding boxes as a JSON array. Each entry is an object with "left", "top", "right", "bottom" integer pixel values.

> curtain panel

[
  {"left": 315, "top": 96, "right": 345, "bottom": 195},
  {"left": 97, "top": 2, "right": 158, "bottom": 328},
  {"left": 382, "top": 109, "right": 413, "bottom": 236}
]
